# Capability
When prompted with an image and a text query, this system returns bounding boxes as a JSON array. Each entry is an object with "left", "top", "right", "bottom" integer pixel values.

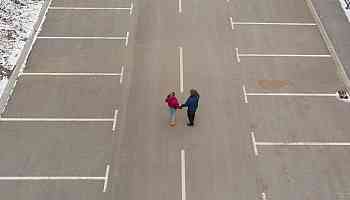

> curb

[
  {"left": 304, "top": 0, "right": 350, "bottom": 89},
  {"left": 0, "top": 0, "right": 52, "bottom": 115}
]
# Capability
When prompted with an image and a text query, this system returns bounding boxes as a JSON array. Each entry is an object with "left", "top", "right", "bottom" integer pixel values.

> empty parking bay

[{"left": 3, "top": 76, "right": 121, "bottom": 118}]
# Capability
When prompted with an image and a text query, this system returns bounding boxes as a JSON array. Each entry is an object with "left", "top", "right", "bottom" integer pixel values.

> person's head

[
  {"left": 190, "top": 89, "right": 199, "bottom": 97},
  {"left": 170, "top": 92, "right": 175, "bottom": 96}
]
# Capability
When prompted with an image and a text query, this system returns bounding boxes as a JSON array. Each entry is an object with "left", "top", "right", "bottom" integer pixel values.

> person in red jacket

[{"left": 165, "top": 92, "right": 181, "bottom": 126}]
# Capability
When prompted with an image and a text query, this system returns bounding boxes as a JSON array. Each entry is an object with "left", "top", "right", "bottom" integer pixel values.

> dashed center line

[
  {"left": 181, "top": 149, "right": 186, "bottom": 200},
  {"left": 179, "top": 46, "right": 184, "bottom": 93}
]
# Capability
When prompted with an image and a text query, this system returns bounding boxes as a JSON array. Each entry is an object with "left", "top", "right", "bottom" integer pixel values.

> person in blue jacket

[{"left": 181, "top": 89, "right": 200, "bottom": 126}]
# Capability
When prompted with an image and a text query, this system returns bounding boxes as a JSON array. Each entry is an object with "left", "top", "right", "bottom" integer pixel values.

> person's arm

[{"left": 181, "top": 98, "right": 190, "bottom": 108}]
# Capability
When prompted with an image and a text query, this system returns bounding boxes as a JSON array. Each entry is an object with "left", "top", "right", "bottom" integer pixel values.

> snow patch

[{"left": 0, "top": 0, "right": 45, "bottom": 96}]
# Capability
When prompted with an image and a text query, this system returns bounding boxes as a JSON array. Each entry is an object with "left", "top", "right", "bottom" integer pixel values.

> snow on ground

[{"left": 0, "top": 0, "right": 44, "bottom": 96}]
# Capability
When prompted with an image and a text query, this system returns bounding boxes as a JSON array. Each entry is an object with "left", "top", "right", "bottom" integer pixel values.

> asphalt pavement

[{"left": 0, "top": 0, "right": 350, "bottom": 199}]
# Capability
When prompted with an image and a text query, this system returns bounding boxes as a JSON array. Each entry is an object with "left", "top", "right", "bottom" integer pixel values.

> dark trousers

[{"left": 187, "top": 111, "right": 196, "bottom": 125}]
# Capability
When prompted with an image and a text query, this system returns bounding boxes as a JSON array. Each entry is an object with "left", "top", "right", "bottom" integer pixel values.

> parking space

[
  {"left": 26, "top": 39, "right": 126, "bottom": 73},
  {"left": 233, "top": 26, "right": 328, "bottom": 54},
  {"left": 51, "top": 0, "right": 131, "bottom": 8},
  {"left": 3, "top": 76, "right": 121, "bottom": 118},
  {"left": 228, "top": 0, "right": 313, "bottom": 22},
  {"left": 40, "top": 10, "right": 130, "bottom": 37},
  {"left": 256, "top": 150, "right": 350, "bottom": 200},
  {"left": 242, "top": 58, "right": 341, "bottom": 92}
]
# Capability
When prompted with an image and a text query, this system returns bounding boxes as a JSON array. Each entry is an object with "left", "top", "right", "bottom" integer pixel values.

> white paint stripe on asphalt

[
  {"left": 262, "top": 192, "right": 267, "bottom": 200},
  {"left": 239, "top": 54, "right": 331, "bottom": 58},
  {"left": 0, "top": 118, "right": 114, "bottom": 122},
  {"left": 19, "top": 72, "right": 122, "bottom": 76},
  {"left": 250, "top": 132, "right": 259, "bottom": 156},
  {"left": 37, "top": 36, "right": 127, "bottom": 40},
  {"left": 49, "top": 7, "right": 131, "bottom": 10},
  {"left": 125, "top": 32, "right": 130, "bottom": 47},
  {"left": 103, "top": 165, "right": 110, "bottom": 192},
  {"left": 229, "top": 17, "right": 234, "bottom": 30},
  {"left": 130, "top": 3, "right": 134, "bottom": 15},
  {"left": 181, "top": 149, "right": 186, "bottom": 200},
  {"left": 256, "top": 142, "right": 350, "bottom": 146},
  {"left": 120, "top": 66, "right": 125, "bottom": 84},
  {"left": 0, "top": 177, "right": 105, "bottom": 180},
  {"left": 179, "top": 0, "right": 182, "bottom": 13},
  {"left": 179, "top": 47, "right": 184, "bottom": 93},
  {"left": 235, "top": 48, "right": 240, "bottom": 63},
  {"left": 246, "top": 93, "right": 337, "bottom": 97},
  {"left": 242, "top": 85, "right": 248, "bottom": 103},
  {"left": 232, "top": 22, "right": 316, "bottom": 26},
  {"left": 112, "top": 109, "right": 118, "bottom": 132}
]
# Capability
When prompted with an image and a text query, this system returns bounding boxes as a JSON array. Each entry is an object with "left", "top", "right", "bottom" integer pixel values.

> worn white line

[
  {"left": 19, "top": 72, "right": 121, "bottom": 76},
  {"left": 181, "top": 150, "right": 186, "bottom": 200},
  {"left": 232, "top": 22, "right": 316, "bottom": 26},
  {"left": 0, "top": 118, "right": 114, "bottom": 122},
  {"left": 246, "top": 93, "right": 337, "bottom": 97},
  {"left": 103, "top": 165, "right": 110, "bottom": 192},
  {"left": 229, "top": 17, "right": 234, "bottom": 30},
  {"left": 112, "top": 109, "right": 118, "bottom": 132},
  {"left": 37, "top": 36, "right": 127, "bottom": 40},
  {"left": 120, "top": 66, "right": 125, "bottom": 84},
  {"left": 239, "top": 54, "right": 331, "bottom": 58},
  {"left": 251, "top": 132, "right": 259, "bottom": 156},
  {"left": 125, "top": 32, "right": 130, "bottom": 47},
  {"left": 179, "top": 47, "right": 184, "bottom": 93},
  {"left": 130, "top": 3, "right": 134, "bottom": 15},
  {"left": 178, "top": 0, "right": 182, "bottom": 13},
  {"left": 262, "top": 192, "right": 267, "bottom": 200},
  {"left": 49, "top": 7, "right": 131, "bottom": 10},
  {"left": 242, "top": 85, "right": 248, "bottom": 103},
  {"left": 256, "top": 142, "right": 350, "bottom": 146},
  {"left": 0, "top": 177, "right": 105, "bottom": 180},
  {"left": 235, "top": 48, "right": 240, "bottom": 63}
]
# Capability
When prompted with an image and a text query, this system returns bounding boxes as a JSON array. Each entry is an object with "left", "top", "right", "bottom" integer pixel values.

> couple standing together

[{"left": 165, "top": 89, "right": 200, "bottom": 127}]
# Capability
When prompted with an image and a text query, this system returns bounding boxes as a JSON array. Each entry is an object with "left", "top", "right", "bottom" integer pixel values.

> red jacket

[{"left": 165, "top": 96, "right": 180, "bottom": 109}]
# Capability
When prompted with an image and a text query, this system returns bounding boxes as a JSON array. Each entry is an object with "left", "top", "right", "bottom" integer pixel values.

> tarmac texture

[{"left": 0, "top": 0, "right": 349, "bottom": 199}]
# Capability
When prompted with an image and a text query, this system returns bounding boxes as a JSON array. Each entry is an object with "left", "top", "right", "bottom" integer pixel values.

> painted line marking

[
  {"left": 130, "top": 3, "right": 134, "bottom": 15},
  {"left": 179, "top": 0, "right": 182, "bottom": 13},
  {"left": 256, "top": 142, "right": 350, "bottom": 146},
  {"left": 49, "top": 7, "right": 131, "bottom": 10},
  {"left": 251, "top": 132, "right": 259, "bottom": 156},
  {"left": 125, "top": 32, "right": 130, "bottom": 47},
  {"left": 181, "top": 149, "right": 186, "bottom": 200},
  {"left": 19, "top": 73, "right": 122, "bottom": 76},
  {"left": 0, "top": 118, "right": 114, "bottom": 122},
  {"left": 120, "top": 65, "right": 125, "bottom": 84},
  {"left": 0, "top": 164, "right": 110, "bottom": 192},
  {"left": 179, "top": 47, "right": 184, "bottom": 93},
  {"left": 235, "top": 48, "right": 240, "bottom": 63},
  {"left": 262, "top": 192, "right": 267, "bottom": 200},
  {"left": 239, "top": 54, "right": 331, "bottom": 58},
  {"left": 229, "top": 17, "right": 234, "bottom": 30},
  {"left": 231, "top": 22, "right": 316, "bottom": 27},
  {"left": 37, "top": 36, "right": 127, "bottom": 40},
  {"left": 112, "top": 109, "right": 118, "bottom": 132},
  {"left": 242, "top": 85, "right": 248, "bottom": 103},
  {"left": 103, "top": 165, "right": 110, "bottom": 193},
  {"left": 246, "top": 93, "right": 337, "bottom": 97}
]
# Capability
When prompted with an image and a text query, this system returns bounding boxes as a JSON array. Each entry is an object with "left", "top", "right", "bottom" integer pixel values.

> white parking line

[
  {"left": 242, "top": 85, "right": 337, "bottom": 103},
  {"left": 235, "top": 48, "right": 331, "bottom": 63},
  {"left": 19, "top": 73, "right": 122, "bottom": 76},
  {"left": 120, "top": 65, "right": 125, "bottom": 84},
  {"left": 49, "top": 7, "right": 131, "bottom": 10},
  {"left": 37, "top": 36, "right": 127, "bottom": 40},
  {"left": 229, "top": 21, "right": 316, "bottom": 30},
  {"left": 250, "top": 132, "right": 259, "bottom": 156},
  {"left": 130, "top": 3, "right": 134, "bottom": 15},
  {"left": 125, "top": 32, "right": 130, "bottom": 47},
  {"left": 179, "top": 47, "right": 184, "bottom": 93},
  {"left": 262, "top": 192, "right": 267, "bottom": 200},
  {"left": 181, "top": 149, "right": 186, "bottom": 200},
  {"left": 0, "top": 164, "right": 110, "bottom": 192},
  {"left": 112, "top": 109, "right": 118, "bottom": 132}
]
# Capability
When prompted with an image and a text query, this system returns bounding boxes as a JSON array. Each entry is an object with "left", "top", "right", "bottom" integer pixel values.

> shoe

[
  {"left": 187, "top": 123, "right": 194, "bottom": 126},
  {"left": 170, "top": 122, "right": 176, "bottom": 127}
]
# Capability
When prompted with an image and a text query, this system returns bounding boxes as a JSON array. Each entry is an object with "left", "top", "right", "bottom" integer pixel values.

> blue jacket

[{"left": 182, "top": 95, "right": 199, "bottom": 112}]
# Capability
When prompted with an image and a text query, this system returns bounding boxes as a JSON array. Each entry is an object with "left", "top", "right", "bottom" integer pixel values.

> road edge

[
  {"left": 304, "top": 0, "right": 350, "bottom": 89},
  {"left": 0, "top": 0, "right": 52, "bottom": 115}
]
